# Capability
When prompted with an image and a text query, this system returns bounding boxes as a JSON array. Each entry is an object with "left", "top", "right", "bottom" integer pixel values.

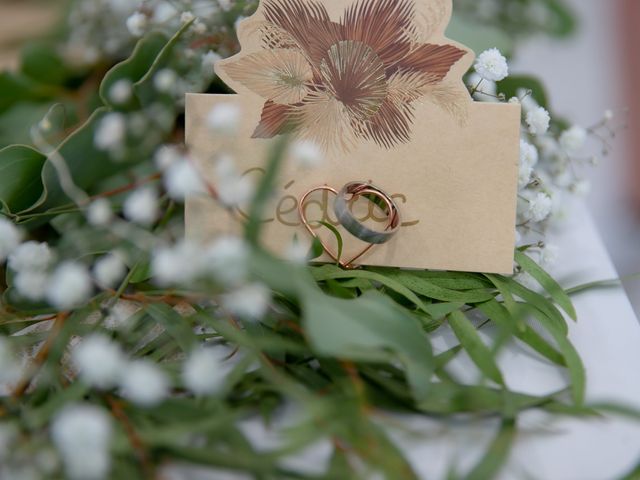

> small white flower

[
  {"left": 559, "top": 126, "right": 587, "bottom": 154},
  {"left": 154, "top": 69, "right": 178, "bottom": 93},
  {"left": 153, "top": 2, "right": 179, "bottom": 23},
  {"left": 290, "top": 140, "right": 324, "bottom": 168},
  {"left": 518, "top": 163, "right": 533, "bottom": 189},
  {"left": 0, "top": 217, "right": 21, "bottom": 263},
  {"left": 126, "top": 12, "right": 148, "bottom": 37},
  {"left": 219, "top": 0, "right": 234, "bottom": 11},
  {"left": 14, "top": 270, "right": 49, "bottom": 301},
  {"left": 474, "top": 48, "right": 509, "bottom": 82},
  {"left": 192, "top": 20, "right": 207, "bottom": 34},
  {"left": 214, "top": 156, "right": 254, "bottom": 207},
  {"left": 151, "top": 241, "right": 201, "bottom": 285},
  {"left": 154, "top": 145, "right": 183, "bottom": 171},
  {"left": 123, "top": 187, "right": 159, "bottom": 226},
  {"left": 222, "top": 283, "right": 271, "bottom": 320},
  {"left": 120, "top": 360, "right": 169, "bottom": 406},
  {"left": 8, "top": 241, "right": 53, "bottom": 272},
  {"left": 571, "top": 179, "right": 591, "bottom": 197},
  {"left": 94, "top": 254, "right": 127, "bottom": 288},
  {"left": 514, "top": 229, "right": 522, "bottom": 245},
  {"left": 164, "top": 159, "right": 207, "bottom": 200},
  {"left": 520, "top": 140, "right": 539, "bottom": 168},
  {"left": 51, "top": 404, "right": 112, "bottom": 480},
  {"left": 180, "top": 11, "right": 196, "bottom": 23},
  {"left": 46, "top": 262, "right": 93, "bottom": 310},
  {"left": 204, "top": 236, "right": 249, "bottom": 285},
  {"left": 183, "top": 348, "right": 227, "bottom": 395},
  {"left": 539, "top": 244, "right": 560, "bottom": 269},
  {"left": 108, "top": 79, "right": 132, "bottom": 104},
  {"left": 87, "top": 199, "right": 113, "bottom": 227},
  {"left": 202, "top": 50, "right": 222, "bottom": 77},
  {"left": 0, "top": 337, "right": 22, "bottom": 385},
  {"left": 72, "top": 335, "right": 125, "bottom": 389},
  {"left": 527, "top": 192, "right": 553, "bottom": 223},
  {"left": 526, "top": 106, "right": 551, "bottom": 135},
  {"left": 206, "top": 103, "right": 241, "bottom": 134},
  {"left": 94, "top": 113, "right": 126, "bottom": 151}
]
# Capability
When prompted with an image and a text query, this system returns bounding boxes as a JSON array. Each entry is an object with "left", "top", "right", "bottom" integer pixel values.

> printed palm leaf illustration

[{"left": 221, "top": 0, "right": 468, "bottom": 152}]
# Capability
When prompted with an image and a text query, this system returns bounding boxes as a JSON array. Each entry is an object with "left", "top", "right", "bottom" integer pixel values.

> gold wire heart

[{"left": 298, "top": 185, "right": 393, "bottom": 269}]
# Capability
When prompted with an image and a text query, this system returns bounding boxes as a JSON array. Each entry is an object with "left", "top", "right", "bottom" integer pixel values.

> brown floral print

[{"left": 221, "top": 0, "right": 467, "bottom": 152}]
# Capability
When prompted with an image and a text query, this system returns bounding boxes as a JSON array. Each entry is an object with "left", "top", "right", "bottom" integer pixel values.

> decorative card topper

[{"left": 185, "top": 0, "right": 521, "bottom": 274}]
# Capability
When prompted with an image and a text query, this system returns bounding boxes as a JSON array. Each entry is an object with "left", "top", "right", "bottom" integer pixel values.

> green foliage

[{"left": 1, "top": 1, "right": 630, "bottom": 479}]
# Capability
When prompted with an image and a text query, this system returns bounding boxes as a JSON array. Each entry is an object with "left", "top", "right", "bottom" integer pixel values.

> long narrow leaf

[{"left": 448, "top": 311, "right": 504, "bottom": 386}]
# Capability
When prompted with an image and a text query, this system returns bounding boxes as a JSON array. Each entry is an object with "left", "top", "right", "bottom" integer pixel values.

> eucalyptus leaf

[
  {"left": 303, "top": 289, "right": 433, "bottom": 403},
  {"left": 515, "top": 250, "right": 577, "bottom": 321},
  {"left": 0, "top": 144, "right": 46, "bottom": 214},
  {"left": 448, "top": 310, "right": 504, "bottom": 386}
]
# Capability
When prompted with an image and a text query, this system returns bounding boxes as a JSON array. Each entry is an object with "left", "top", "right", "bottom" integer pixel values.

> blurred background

[{"left": 1, "top": 0, "right": 639, "bottom": 314}]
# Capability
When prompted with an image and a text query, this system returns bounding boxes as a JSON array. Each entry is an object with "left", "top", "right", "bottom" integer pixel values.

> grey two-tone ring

[{"left": 333, "top": 181, "right": 401, "bottom": 245}]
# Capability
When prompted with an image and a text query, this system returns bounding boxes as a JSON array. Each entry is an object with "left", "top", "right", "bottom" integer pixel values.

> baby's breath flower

[
  {"left": 0, "top": 337, "right": 22, "bottom": 385},
  {"left": 571, "top": 179, "right": 591, "bottom": 197},
  {"left": 72, "top": 335, "right": 125, "bottom": 389},
  {"left": 539, "top": 244, "right": 560, "bottom": 268},
  {"left": 183, "top": 348, "right": 227, "bottom": 395},
  {"left": 222, "top": 283, "right": 271, "bottom": 320},
  {"left": 123, "top": 187, "right": 159, "bottom": 226},
  {"left": 151, "top": 241, "right": 201, "bottom": 285},
  {"left": 219, "top": 0, "right": 234, "bottom": 12},
  {"left": 180, "top": 11, "right": 196, "bottom": 23},
  {"left": 193, "top": 20, "right": 207, "bottom": 35},
  {"left": 205, "top": 236, "right": 249, "bottom": 285},
  {"left": 120, "top": 360, "right": 169, "bottom": 406},
  {"left": 215, "top": 155, "right": 254, "bottom": 207},
  {"left": 164, "top": 159, "right": 207, "bottom": 200},
  {"left": 526, "top": 106, "right": 551, "bottom": 135},
  {"left": 202, "top": 50, "right": 222, "bottom": 77},
  {"left": 46, "top": 262, "right": 93, "bottom": 310},
  {"left": 290, "top": 140, "right": 324, "bottom": 168},
  {"left": 0, "top": 217, "right": 21, "bottom": 263},
  {"left": 51, "top": 404, "right": 112, "bottom": 480},
  {"left": 518, "top": 163, "right": 533, "bottom": 189},
  {"left": 526, "top": 192, "right": 553, "bottom": 222},
  {"left": 108, "top": 79, "right": 132, "bottom": 104},
  {"left": 154, "top": 145, "right": 182, "bottom": 171},
  {"left": 14, "top": 270, "right": 49, "bottom": 301},
  {"left": 206, "top": 103, "right": 241, "bottom": 134},
  {"left": 94, "top": 113, "right": 126, "bottom": 151},
  {"left": 154, "top": 69, "right": 178, "bottom": 93},
  {"left": 87, "top": 199, "right": 113, "bottom": 227},
  {"left": 126, "top": 12, "right": 148, "bottom": 37},
  {"left": 559, "top": 126, "right": 587, "bottom": 154},
  {"left": 94, "top": 253, "right": 127, "bottom": 288},
  {"left": 474, "top": 48, "right": 509, "bottom": 82},
  {"left": 520, "top": 140, "right": 539, "bottom": 168},
  {"left": 8, "top": 241, "right": 53, "bottom": 272}
]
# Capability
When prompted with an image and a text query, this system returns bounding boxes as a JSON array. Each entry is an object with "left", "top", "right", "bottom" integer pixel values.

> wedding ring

[{"left": 334, "top": 181, "right": 401, "bottom": 244}]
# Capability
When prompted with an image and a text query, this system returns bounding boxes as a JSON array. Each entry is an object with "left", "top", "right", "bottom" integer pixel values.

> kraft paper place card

[{"left": 185, "top": 0, "right": 521, "bottom": 274}]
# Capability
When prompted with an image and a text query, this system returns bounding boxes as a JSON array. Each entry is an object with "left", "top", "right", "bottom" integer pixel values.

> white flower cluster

[
  {"left": 51, "top": 404, "right": 112, "bottom": 480},
  {"left": 473, "top": 48, "right": 599, "bottom": 250},
  {"left": 63, "top": 0, "right": 237, "bottom": 67}
]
